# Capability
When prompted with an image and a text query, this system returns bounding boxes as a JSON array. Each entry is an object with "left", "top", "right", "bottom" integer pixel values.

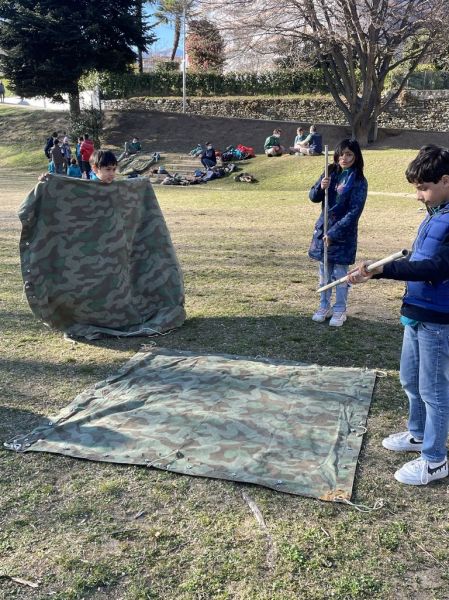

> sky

[{"left": 146, "top": 10, "right": 181, "bottom": 57}]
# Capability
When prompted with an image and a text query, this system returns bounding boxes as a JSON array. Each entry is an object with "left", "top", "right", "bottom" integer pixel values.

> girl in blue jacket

[{"left": 308, "top": 138, "right": 368, "bottom": 326}]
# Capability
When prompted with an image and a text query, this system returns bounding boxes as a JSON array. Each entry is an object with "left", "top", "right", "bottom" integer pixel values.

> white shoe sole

[
  {"left": 394, "top": 468, "right": 448, "bottom": 485},
  {"left": 382, "top": 438, "right": 423, "bottom": 452}
]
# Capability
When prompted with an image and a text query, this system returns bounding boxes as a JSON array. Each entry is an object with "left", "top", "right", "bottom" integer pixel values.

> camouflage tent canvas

[
  {"left": 6, "top": 349, "right": 377, "bottom": 501},
  {"left": 18, "top": 176, "right": 185, "bottom": 339}
]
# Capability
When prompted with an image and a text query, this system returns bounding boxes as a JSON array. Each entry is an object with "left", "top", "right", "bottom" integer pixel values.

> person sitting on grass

[
  {"left": 89, "top": 149, "right": 118, "bottom": 183},
  {"left": 297, "top": 125, "right": 323, "bottom": 156},
  {"left": 67, "top": 157, "right": 82, "bottom": 178},
  {"left": 118, "top": 137, "right": 142, "bottom": 161},
  {"left": 264, "top": 128, "right": 284, "bottom": 157},
  {"left": 200, "top": 142, "right": 216, "bottom": 169},
  {"left": 289, "top": 127, "right": 307, "bottom": 154},
  {"left": 349, "top": 144, "right": 449, "bottom": 486}
]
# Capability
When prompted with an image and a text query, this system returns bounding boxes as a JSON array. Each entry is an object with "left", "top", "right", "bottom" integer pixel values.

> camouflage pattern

[
  {"left": 18, "top": 175, "right": 185, "bottom": 339},
  {"left": 117, "top": 153, "right": 157, "bottom": 175},
  {"left": 5, "top": 349, "right": 376, "bottom": 501}
]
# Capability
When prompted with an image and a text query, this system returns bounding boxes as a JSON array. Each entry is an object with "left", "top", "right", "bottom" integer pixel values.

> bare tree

[{"left": 198, "top": 0, "right": 448, "bottom": 144}]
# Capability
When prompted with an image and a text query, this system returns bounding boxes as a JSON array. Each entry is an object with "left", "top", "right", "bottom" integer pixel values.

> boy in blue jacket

[
  {"left": 309, "top": 138, "right": 368, "bottom": 326},
  {"left": 349, "top": 144, "right": 449, "bottom": 485}
]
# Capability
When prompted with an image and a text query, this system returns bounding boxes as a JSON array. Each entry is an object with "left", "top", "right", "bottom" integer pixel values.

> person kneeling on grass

[
  {"left": 264, "top": 128, "right": 284, "bottom": 157},
  {"left": 200, "top": 142, "right": 216, "bottom": 169},
  {"left": 349, "top": 144, "right": 449, "bottom": 486}
]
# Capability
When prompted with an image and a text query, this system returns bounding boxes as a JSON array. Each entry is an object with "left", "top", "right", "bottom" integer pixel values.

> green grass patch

[{"left": 0, "top": 111, "right": 448, "bottom": 599}]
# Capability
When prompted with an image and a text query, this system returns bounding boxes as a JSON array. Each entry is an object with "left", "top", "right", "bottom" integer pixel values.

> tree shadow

[{"left": 72, "top": 313, "right": 403, "bottom": 372}]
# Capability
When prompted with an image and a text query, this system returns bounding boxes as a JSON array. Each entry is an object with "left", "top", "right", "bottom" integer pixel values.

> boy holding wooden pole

[{"left": 349, "top": 145, "right": 449, "bottom": 485}]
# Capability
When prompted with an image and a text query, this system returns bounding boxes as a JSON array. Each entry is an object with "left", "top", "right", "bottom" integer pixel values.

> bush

[
  {"left": 388, "top": 64, "right": 449, "bottom": 90},
  {"left": 69, "top": 108, "right": 104, "bottom": 148},
  {"left": 99, "top": 69, "right": 328, "bottom": 99}
]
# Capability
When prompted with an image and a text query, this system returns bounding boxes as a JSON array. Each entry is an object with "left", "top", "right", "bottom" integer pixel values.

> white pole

[
  {"left": 316, "top": 249, "right": 409, "bottom": 293},
  {"left": 323, "top": 145, "right": 329, "bottom": 285},
  {"left": 182, "top": 3, "right": 187, "bottom": 114}
]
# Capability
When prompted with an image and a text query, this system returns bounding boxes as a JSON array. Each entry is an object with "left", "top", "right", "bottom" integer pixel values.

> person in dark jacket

[
  {"left": 309, "top": 138, "right": 367, "bottom": 326},
  {"left": 349, "top": 144, "right": 449, "bottom": 486},
  {"left": 298, "top": 125, "right": 323, "bottom": 155},
  {"left": 200, "top": 142, "right": 216, "bottom": 169},
  {"left": 44, "top": 132, "right": 58, "bottom": 159}
]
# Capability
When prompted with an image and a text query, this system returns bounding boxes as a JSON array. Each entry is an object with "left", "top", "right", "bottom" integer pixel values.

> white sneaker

[
  {"left": 382, "top": 431, "right": 423, "bottom": 452},
  {"left": 329, "top": 311, "right": 347, "bottom": 327},
  {"left": 312, "top": 308, "right": 333, "bottom": 323},
  {"left": 394, "top": 457, "right": 448, "bottom": 485}
]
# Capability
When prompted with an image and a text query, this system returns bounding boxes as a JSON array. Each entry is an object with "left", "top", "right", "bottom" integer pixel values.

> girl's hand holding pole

[{"left": 321, "top": 177, "right": 330, "bottom": 190}]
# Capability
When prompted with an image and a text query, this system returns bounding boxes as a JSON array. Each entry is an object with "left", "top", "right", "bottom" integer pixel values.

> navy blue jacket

[
  {"left": 380, "top": 205, "right": 449, "bottom": 323},
  {"left": 308, "top": 169, "right": 368, "bottom": 265},
  {"left": 201, "top": 147, "right": 216, "bottom": 164}
]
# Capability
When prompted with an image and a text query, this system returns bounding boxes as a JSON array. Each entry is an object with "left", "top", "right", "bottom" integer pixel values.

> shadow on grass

[
  {"left": 0, "top": 405, "right": 48, "bottom": 441},
  {"left": 68, "top": 313, "right": 403, "bottom": 372}
]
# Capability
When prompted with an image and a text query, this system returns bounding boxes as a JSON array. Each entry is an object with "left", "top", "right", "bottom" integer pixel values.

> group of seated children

[{"left": 264, "top": 125, "right": 323, "bottom": 157}]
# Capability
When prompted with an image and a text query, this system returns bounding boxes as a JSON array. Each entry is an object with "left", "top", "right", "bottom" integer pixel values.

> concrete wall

[{"left": 104, "top": 90, "right": 449, "bottom": 132}]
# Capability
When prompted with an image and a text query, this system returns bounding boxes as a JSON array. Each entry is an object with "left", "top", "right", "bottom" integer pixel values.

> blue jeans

[
  {"left": 400, "top": 323, "right": 449, "bottom": 462},
  {"left": 201, "top": 158, "right": 216, "bottom": 169},
  {"left": 318, "top": 262, "right": 349, "bottom": 313}
]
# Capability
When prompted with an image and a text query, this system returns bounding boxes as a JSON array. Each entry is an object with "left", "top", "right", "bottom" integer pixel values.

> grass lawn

[{"left": 1, "top": 106, "right": 449, "bottom": 600}]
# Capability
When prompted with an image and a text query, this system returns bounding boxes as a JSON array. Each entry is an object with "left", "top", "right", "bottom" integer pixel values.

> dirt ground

[{"left": 104, "top": 110, "right": 449, "bottom": 153}]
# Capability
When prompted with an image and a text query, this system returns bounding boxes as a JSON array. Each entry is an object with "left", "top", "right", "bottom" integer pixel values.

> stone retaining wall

[{"left": 104, "top": 91, "right": 449, "bottom": 132}]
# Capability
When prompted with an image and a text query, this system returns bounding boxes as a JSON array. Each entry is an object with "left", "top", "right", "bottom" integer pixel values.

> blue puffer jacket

[
  {"left": 308, "top": 169, "right": 368, "bottom": 265},
  {"left": 404, "top": 208, "right": 449, "bottom": 312}
]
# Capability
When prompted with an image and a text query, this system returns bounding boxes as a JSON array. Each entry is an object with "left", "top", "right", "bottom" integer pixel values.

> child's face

[
  {"left": 338, "top": 148, "right": 355, "bottom": 169},
  {"left": 413, "top": 175, "right": 449, "bottom": 209},
  {"left": 93, "top": 164, "right": 117, "bottom": 184}
]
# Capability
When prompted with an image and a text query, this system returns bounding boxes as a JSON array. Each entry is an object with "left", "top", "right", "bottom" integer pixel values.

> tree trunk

[
  {"left": 171, "top": 16, "right": 181, "bottom": 61},
  {"left": 69, "top": 92, "right": 81, "bottom": 118},
  {"left": 350, "top": 112, "right": 378, "bottom": 146},
  {"left": 136, "top": 0, "right": 144, "bottom": 73},
  {"left": 138, "top": 49, "right": 143, "bottom": 73}
]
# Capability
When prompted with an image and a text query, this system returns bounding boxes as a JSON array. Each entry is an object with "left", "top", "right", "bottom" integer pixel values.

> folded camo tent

[{"left": 18, "top": 175, "right": 185, "bottom": 339}]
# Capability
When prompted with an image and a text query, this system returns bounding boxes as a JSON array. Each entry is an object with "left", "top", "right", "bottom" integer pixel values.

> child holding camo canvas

[{"left": 349, "top": 144, "right": 449, "bottom": 485}]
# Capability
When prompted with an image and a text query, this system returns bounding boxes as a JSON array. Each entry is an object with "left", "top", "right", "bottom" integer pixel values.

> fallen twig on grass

[
  {"left": 0, "top": 574, "right": 39, "bottom": 588},
  {"left": 241, "top": 491, "right": 277, "bottom": 569}
]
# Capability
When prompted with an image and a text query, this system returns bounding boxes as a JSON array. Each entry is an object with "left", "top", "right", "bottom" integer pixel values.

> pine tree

[{"left": 0, "top": 0, "right": 154, "bottom": 114}]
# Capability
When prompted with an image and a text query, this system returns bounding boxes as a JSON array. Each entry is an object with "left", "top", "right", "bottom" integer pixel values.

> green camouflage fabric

[
  {"left": 18, "top": 175, "right": 185, "bottom": 339},
  {"left": 117, "top": 153, "right": 157, "bottom": 175},
  {"left": 5, "top": 349, "right": 376, "bottom": 501}
]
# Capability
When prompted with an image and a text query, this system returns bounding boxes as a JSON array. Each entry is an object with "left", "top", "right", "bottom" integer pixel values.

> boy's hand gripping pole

[
  {"left": 323, "top": 146, "right": 329, "bottom": 286},
  {"left": 316, "top": 249, "right": 409, "bottom": 293}
]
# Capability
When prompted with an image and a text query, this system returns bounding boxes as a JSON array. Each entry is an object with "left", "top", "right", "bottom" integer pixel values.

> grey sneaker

[
  {"left": 394, "top": 457, "right": 448, "bottom": 485},
  {"left": 312, "top": 308, "right": 333, "bottom": 323},
  {"left": 329, "top": 311, "right": 347, "bottom": 327},
  {"left": 382, "top": 431, "right": 423, "bottom": 452}
]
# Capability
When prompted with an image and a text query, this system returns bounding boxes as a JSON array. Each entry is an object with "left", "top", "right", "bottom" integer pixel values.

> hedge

[{"left": 99, "top": 69, "right": 328, "bottom": 99}]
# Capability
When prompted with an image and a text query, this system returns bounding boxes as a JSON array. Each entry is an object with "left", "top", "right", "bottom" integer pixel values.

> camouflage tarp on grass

[
  {"left": 6, "top": 349, "right": 376, "bottom": 501},
  {"left": 18, "top": 175, "right": 185, "bottom": 339},
  {"left": 117, "top": 153, "right": 158, "bottom": 175}
]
